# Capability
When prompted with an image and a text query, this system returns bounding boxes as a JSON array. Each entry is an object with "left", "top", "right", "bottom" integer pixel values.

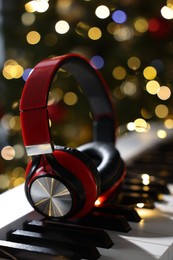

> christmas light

[
  {"left": 112, "top": 10, "right": 127, "bottom": 24},
  {"left": 95, "top": 5, "right": 110, "bottom": 19},
  {"left": 155, "top": 104, "right": 169, "bottom": 118},
  {"left": 157, "top": 86, "right": 171, "bottom": 100},
  {"left": 161, "top": 5, "right": 173, "bottom": 19},
  {"left": 1, "top": 146, "right": 15, "bottom": 161},
  {"left": 146, "top": 80, "right": 160, "bottom": 95},
  {"left": 127, "top": 56, "right": 141, "bottom": 70},
  {"left": 143, "top": 66, "right": 157, "bottom": 80},
  {"left": 90, "top": 55, "right": 104, "bottom": 69},
  {"left": 55, "top": 20, "right": 70, "bottom": 34},
  {"left": 26, "top": 31, "right": 41, "bottom": 44},
  {"left": 21, "top": 12, "right": 35, "bottom": 26},
  {"left": 112, "top": 66, "right": 126, "bottom": 80},
  {"left": 88, "top": 27, "right": 102, "bottom": 40}
]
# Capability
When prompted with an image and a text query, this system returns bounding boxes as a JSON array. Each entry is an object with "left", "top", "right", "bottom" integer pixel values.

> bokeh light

[
  {"left": 146, "top": 80, "right": 160, "bottom": 95},
  {"left": 26, "top": 30, "right": 41, "bottom": 44},
  {"left": 157, "top": 86, "right": 171, "bottom": 100},
  {"left": 63, "top": 92, "right": 78, "bottom": 106},
  {"left": 21, "top": 12, "right": 36, "bottom": 26},
  {"left": 95, "top": 5, "right": 110, "bottom": 19},
  {"left": 134, "top": 17, "right": 148, "bottom": 33},
  {"left": 127, "top": 56, "right": 141, "bottom": 70},
  {"left": 1, "top": 146, "right": 15, "bottom": 160},
  {"left": 155, "top": 104, "right": 169, "bottom": 118},
  {"left": 134, "top": 118, "right": 150, "bottom": 132},
  {"left": 164, "top": 118, "right": 173, "bottom": 129},
  {"left": 143, "top": 66, "right": 157, "bottom": 80},
  {"left": 157, "top": 129, "right": 167, "bottom": 139},
  {"left": 161, "top": 6, "right": 173, "bottom": 19},
  {"left": 112, "top": 10, "right": 127, "bottom": 24},
  {"left": 90, "top": 55, "right": 104, "bottom": 69},
  {"left": 55, "top": 20, "right": 70, "bottom": 34},
  {"left": 88, "top": 27, "right": 102, "bottom": 40},
  {"left": 112, "top": 66, "right": 126, "bottom": 80}
]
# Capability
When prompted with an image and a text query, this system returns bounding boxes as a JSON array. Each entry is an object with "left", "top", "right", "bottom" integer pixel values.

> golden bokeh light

[
  {"left": 88, "top": 27, "right": 102, "bottom": 40},
  {"left": 127, "top": 56, "right": 141, "bottom": 70},
  {"left": 1, "top": 146, "right": 15, "bottom": 161},
  {"left": 157, "top": 86, "right": 171, "bottom": 100},
  {"left": 9, "top": 116, "right": 21, "bottom": 131},
  {"left": 25, "top": 1, "right": 37, "bottom": 13},
  {"left": 155, "top": 104, "right": 169, "bottom": 118},
  {"left": 157, "top": 129, "right": 167, "bottom": 139},
  {"left": 134, "top": 17, "right": 148, "bottom": 33},
  {"left": 25, "top": 0, "right": 49, "bottom": 13},
  {"left": 112, "top": 66, "right": 126, "bottom": 80},
  {"left": 143, "top": 66, "right": 157, "bottom": 80},
  {"left": 2, "top": 60, "right": 24, "bottom": 80},
  {"left": 63, "top": 92, "right": 78, "bottom": 106},
  {"left": 146, "top": 80, "right": 160, "bottom": 95},
  {"left": 134, "top": 118, "right": 150, "bottom": 132},
  {"left": 164, "top": 118, "right": 173, "bottom": 129},
  {"left": 26, "top": 30, "right": 41, "bottom": 44}
]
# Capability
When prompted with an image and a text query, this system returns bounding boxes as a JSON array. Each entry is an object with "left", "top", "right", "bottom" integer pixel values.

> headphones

[{"left": 20, "top": 54, "right": 126, "bottom": 220}]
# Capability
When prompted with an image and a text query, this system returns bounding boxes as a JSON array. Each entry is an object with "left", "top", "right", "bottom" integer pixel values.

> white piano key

[
  {"left": 118, "top": 229, "right": 173, "bottom": 260},
  {"left": 0, "top": 184, "right": 33, "bottom": 229},
  {"left": 131, "top": 208, "right": 173, "bottom": 236},
  {"left": 99, "top": 234, "right": 169, "bottom": 260},
  {"left": 116, "top": 121, "right": 173, "bottom": 162}
]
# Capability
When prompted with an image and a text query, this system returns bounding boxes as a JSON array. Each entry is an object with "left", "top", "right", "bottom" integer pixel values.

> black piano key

[
  {"left": 78, "top": 211, "right": 131, "bottom": 232},
  {"left": 24, "top": 219, "right": 113, "bottom": 249},
  {"left": 8, "top": 229, "right": 100, "bottom": 260},
  {"left": 0, "top": 240, "right": 78, "bottom": 260},
  {"left": 92, "top": 204, "right": 141, "bottom": 222},
  {"left": 127, "top": 164, "right": 173, "bottom": 182},
  {"left": 121, "top": 184, "right": 161, "bottom": 201},
  {"left": 116, "top": 191, "right": 155, "bottom": 208}
]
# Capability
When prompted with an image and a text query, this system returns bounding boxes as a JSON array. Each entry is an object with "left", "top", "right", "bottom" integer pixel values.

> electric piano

[{"left": 1, "top": 122, "right": 173, "bottom": 259}]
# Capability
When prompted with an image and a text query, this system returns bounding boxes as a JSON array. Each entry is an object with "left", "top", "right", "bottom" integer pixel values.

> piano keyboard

[{"left": 0, "top": 121, "right": 173, "bottom": 259}]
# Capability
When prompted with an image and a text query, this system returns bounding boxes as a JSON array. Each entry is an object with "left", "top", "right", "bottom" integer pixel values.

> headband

[{"left": 20, "top": 54, "right": 116, "bottom": 156}]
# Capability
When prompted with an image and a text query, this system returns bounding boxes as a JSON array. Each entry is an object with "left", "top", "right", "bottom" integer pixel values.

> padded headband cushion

[{"left": 78, "top": 141, "right": 125, "bottom": 193}]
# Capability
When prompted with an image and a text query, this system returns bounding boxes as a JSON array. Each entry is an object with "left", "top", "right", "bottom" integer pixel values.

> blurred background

[{"left": 0, "top": 0, "right": 173, "bottom": 193}]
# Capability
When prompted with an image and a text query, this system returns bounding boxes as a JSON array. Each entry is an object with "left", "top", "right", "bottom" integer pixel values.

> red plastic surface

[
  {"left": 53, "top": 150, "right": 98, "bottom": 218},
  {"left": 20, "top": 108, "right": 51, "bottom": 146}
]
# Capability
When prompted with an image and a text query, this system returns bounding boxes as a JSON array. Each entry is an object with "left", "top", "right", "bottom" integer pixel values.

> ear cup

[
  {"left": 78, "top": 141, "right": 125, "bottom": 199},
  {"left": 25, "top": 155, "right": 86, "bottom": 219},
  {"left": 52, "top": 146, "right": 101, "bottom": 218},
  {"left": 25, "top": 146, "right": 101, "bottom": 220}
]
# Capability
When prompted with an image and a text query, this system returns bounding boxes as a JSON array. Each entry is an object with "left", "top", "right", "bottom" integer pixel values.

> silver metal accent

[
  {"left": 30, "top": 176, "right": 73, "bottom": 217},
  {"left": 26, "top": 144, "right": 53, "bottom": 156}
]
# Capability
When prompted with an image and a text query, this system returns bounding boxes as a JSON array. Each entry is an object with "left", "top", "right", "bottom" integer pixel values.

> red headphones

[{"left": 20, "top": 54, "right": 126, "bottom": 220}]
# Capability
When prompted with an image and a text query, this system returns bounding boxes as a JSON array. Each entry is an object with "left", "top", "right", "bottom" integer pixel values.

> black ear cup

[
  {"left": 78, "top": 141, "right": 125, "bottom": 194},
  {"left": 25, "top": 146, "right": 101, "bottom": 220}
]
